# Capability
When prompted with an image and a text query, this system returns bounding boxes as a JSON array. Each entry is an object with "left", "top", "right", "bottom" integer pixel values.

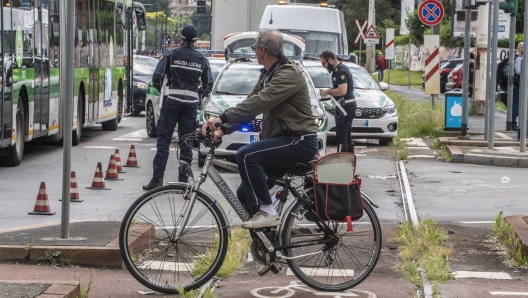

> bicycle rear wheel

[
  {"left": 280, "top": 192, "right": 382, "bottom": 292},
  {"left": 119, "top": 184, "right": 229, "bottom": 294}
]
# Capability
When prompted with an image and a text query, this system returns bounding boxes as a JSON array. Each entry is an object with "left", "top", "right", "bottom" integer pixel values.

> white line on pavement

[
  {"left": 112, "top": 138, "right": 143, "bottom": 141},
  {"left": 459, "top": 221, "right": 494, "bottom": 224},
  {"left": 453, "top": 271, "right": 512, "bottom": 280},
  {"left": 490, "top": 292, "right": 528, "bottom": 296},
  {"left": 82, "top": 146, "right": 117, "bottom": 149},
  {"left": 286, "top": 268, "right": 355, "bottom": 276}
]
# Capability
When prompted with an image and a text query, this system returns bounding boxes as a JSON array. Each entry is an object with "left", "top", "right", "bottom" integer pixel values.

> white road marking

[
  {"left": 119, "top": 129, "right": 149, "bottom": 138},
  {"left": 490, "top": 292, "right": 528, "bottom": 296},
  {"left": 286, "top": 268, "right": 355, "bottom": 277},
  {"left": 354, "top": 154, "right": 367, "bottom": 156},
  {"left": 400, "top": 137, "right": 428, "bottom": 147},
  {"left": 408, "top": 155, "right": 435, "bottom": 158},
  {"left": 151, "top": 148, "right": 176, "bottom": 151},
  {"left": 112, "top": 138, "right": 143, "bottom": 141},
  {"left": 83, "top": 146, "right": 117, "bottom": 149},
  {"left": 459, "top": 221, "right": 494, "bottom": 224},
  {"left": 407, "top": 147, "right": 431, "bottom": 150},
  {"left": 453, "top": 271, "right": 512, "bottom": 280}
]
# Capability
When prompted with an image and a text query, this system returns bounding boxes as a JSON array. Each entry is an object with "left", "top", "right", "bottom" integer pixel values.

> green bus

[{"left": 0, "top": 0, "right": 146, "bottom": 166}]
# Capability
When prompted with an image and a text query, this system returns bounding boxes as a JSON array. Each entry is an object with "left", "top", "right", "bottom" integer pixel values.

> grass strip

[
  {"left": 182, "top": 227, "right": 251, "bottom": 298},
  {"left": 372, "top": 70, "right": 423, "bottom": 87},
  {"left": 395, "top": 218, "right": 453, "bottom": 287},
  {"left": 491, "top": 211, "right": 528, "bottom": 266}
]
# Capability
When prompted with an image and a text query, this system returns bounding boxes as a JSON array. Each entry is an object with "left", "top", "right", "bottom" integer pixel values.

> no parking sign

[{"left": 419, "top": 0, "right": 444, "bottom": 26}]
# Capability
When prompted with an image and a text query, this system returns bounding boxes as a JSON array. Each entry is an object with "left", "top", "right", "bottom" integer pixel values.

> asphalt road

[{"left": 1, "top": 107, "right": 527, "bottom": 297}]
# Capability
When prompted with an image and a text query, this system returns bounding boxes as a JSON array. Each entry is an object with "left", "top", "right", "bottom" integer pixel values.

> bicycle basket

[{"left": 312, "top": 153, "right": 363, "bottom": 222}]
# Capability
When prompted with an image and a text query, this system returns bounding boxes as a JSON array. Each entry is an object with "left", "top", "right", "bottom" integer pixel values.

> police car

[
  {"left": 302, "top": 60, "right": 398, "bottom": 145},
  {"left": 144, "top": 56, "right": 226, "bottom": 138},
  {"left": 197, "top": 55, "right": 328, "bottom": 166}
]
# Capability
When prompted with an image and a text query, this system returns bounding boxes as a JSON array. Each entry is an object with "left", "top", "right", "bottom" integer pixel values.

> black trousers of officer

[
  {"left": 153, "top": 96, "right": 197, "bottom": 182},
  {"left": 335, "top": 101, "right": 357, "bottom": 153}
]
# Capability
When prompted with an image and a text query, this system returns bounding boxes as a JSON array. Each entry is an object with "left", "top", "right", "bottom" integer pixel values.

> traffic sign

[
  {"left": 419, "top": 0, "right": 444, "bottom": 26},
  {"left": 363, "top": 24, "right": 380, "bottom": 44},
  {"left": 354, "top": 19, "right": 368, "bottom": 45}
]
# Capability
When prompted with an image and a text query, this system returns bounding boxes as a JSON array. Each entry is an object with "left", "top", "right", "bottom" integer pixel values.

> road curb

[
  {"left": 0, "top": 222, "right": 154, "bottom": 269},
  {"left": 447, "top": 145, "right": 528, "bottom": 167},
  {"left": 504, "top": 214, "right": 528, "bottom": 258},
  {"left": 0, "top": 280, "right": 79, "bottom": 298}
]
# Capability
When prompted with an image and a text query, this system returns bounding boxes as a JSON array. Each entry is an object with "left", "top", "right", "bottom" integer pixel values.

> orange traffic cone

[
  {"left": 69, "top": 171, "right": 83, "bottom": 202},
  {"left": 123, "top": 144, "right": 140, "bottom": 168},
  {"left": 29, "top": 182, "right": 56, "bottom": 215},
  {"left": 114, "top": 149, "right": 126, "bottom": 173},
  {"left": 60, "top": 171, "right": 84, "bottom": 202},
  {"left": 105, "top": 155, "right": 124, "bottom": 181},
  {"left": 86, "top": 162, "right": 111, "bottom": 190}
]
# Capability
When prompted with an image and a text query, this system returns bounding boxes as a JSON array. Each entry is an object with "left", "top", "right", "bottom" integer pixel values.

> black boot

[
  {"left": 348, "top": 143, "right": 355, "bottom": 153},
  {"left": 337, "top": 144, "right": 348, "bottom": 153},
  {"left": 143, "top": 177, "right": 163, "bottom": 190}
]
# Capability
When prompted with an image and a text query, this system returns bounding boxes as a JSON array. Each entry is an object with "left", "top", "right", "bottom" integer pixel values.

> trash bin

[{"left": 444, "top": 89, "right": 470, "bottom": 131}]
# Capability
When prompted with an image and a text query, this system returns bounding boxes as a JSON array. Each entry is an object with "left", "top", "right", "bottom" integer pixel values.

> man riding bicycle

[{"left": 202, "top": 29, "right": 319, "bottom": 229}]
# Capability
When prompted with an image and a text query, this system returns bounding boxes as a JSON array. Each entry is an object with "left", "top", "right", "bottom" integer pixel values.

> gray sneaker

[{"left": 241, "top": 211, "right": 281, "bottom": 229}]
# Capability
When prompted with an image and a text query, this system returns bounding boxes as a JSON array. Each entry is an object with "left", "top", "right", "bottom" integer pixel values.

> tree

[
  {"left": 189, "top": 5, "right": 211, "bottom": 40},
  {"left": 140, "top": 0, "right": 171, "bottom": 17}
]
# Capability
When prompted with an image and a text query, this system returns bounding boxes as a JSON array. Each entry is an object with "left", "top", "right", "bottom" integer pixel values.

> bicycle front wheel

[
  {"left": 119, "top": 184, "right": 229, "bottom": 294},
  {"left": 280, "top": 193, "right": 382, "bottom": 292}
]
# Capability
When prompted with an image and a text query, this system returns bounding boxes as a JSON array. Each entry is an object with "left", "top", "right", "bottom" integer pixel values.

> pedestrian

[
  {"left": 375, "top": 52, "right": 387, "bottom": 83},
  {"left": 319, "top": 50, "right": 357, "bottom": 153},
  {"left": 143, "top": 25, "right": 211, "bottom": 190},
  {"left": 513, "top": 42, "right": 523, "bottom": 131},
  {"left": 202, "top": 29, "right": 319, "bottom": 232}
]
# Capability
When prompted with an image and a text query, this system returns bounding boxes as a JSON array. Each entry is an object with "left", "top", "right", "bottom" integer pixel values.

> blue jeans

[
  {"left": 153, "top": 97, "right": 197, "bottom": 182},
  {"left": 513, "top": 86, "right": 519, "bottom": 128},
  {"left": 235, "top": 134, "right": 318, "bottom": 208},
  {"left": 378, "top": 69, "right": 384, "bottom": 82}
]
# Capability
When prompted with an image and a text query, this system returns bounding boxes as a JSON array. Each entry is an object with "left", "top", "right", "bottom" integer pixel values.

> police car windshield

[
  {"left": 213, "top": 67, "right": 261, "bottom": 95},
  {"left": 133, "top": 58, "right": 159, "bottom": 76},
  {"left": 304, "top": 64, "right": 379, "bottom": 90}
]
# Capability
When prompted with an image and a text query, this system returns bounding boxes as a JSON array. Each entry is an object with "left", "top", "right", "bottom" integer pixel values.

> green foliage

[
  {"left": 140, "top": 0, "right": 171, "bottom": 17},
  {"left": 189, "top": 5, "right": 212, "bottom": 39},
  {"left": 37, "top": 251, "right": 61, "bottom": 266},
  {"left": 492, "top": 211, "right": 528, "bottom": 266}
]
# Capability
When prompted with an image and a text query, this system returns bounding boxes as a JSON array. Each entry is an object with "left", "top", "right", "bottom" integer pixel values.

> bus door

[
  {"left": 33, "top": 0, "right": 49, "bottom": 137},
  {"left": 88, "top": 0, "right": 98, "bottom": 121},
  {"left": 0, "top": 6, "right": 4, "bottom": 143}
]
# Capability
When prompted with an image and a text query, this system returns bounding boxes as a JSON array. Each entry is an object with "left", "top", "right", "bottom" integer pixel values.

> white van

[
  {"left": 223, "top": 31, "right": 306, "bottom": 57},
  {"left": 259, "top": 5, "right": 348, "bottom": 56}
]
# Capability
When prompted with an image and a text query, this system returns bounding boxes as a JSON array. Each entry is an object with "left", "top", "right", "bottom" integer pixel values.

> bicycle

[{"left": 119, "top": 128, "right": 382, "bottom": 294}]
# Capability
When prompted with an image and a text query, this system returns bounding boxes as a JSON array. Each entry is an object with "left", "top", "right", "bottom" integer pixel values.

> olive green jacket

[{"left": 220, "top": 59, "right": 318, "bottom": 139}]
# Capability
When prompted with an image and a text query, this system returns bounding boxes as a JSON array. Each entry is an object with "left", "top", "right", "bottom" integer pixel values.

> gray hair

[{"left": 255, "top": 29, "right": 284, "bottom": 58}]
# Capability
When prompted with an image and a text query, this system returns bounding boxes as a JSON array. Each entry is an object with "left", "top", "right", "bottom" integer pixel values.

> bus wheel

[
  {"left": 2, "top": 100, "right": 25, "bottom": 166},
  {"left": 72, "top": 98, "right": 82, "bottom": 146},
  {"left": 102, "top": 98, "right": 121, "bottom": 131}
]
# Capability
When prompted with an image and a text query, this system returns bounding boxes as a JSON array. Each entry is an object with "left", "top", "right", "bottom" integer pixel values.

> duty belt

[{"left": 164, "top": 87, "right": 199, "bottom": 99}]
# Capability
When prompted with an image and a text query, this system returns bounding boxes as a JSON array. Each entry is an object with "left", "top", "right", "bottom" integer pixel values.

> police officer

[
  {"left": 143, "top": 25, "right": 211, "bottom": 190},
  {"left": 319, "top": 50, "right": 356, "bottom": 153}
]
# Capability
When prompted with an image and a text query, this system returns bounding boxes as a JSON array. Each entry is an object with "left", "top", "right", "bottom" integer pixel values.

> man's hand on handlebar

[{"left": 201, "top": 118, "right": 224, "bottom": 142}]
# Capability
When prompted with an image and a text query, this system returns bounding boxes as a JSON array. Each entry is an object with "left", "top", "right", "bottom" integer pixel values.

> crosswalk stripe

[
  {"left": 490, "top": 292, "right": 528, "bottom": 296},
  {"left": 453, "top": 271, "right": 512, "bottom": 280}
]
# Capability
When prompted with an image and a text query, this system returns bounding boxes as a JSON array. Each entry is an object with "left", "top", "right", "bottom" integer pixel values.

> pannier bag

[{"left": 313, "top": 153, "right": 363, "bottom": 224}]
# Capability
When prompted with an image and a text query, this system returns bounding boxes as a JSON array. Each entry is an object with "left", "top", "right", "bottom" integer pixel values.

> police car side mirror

[{"left": 379, "top": 82, "right": 388, "bottom": 91}]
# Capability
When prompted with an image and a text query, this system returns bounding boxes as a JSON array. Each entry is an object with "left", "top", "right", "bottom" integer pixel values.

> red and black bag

[{"left": 312, "top": 153, "right": 363, "bottom": 223}]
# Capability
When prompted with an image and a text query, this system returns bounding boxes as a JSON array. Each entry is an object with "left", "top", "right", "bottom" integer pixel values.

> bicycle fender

[{"left": 361, "top": 191, "right": 379, "bottom": 208}]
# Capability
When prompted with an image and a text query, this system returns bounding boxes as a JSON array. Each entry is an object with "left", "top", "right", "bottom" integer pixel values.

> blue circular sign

[{"left": 419, "top": 0, "right": 444, "bottom": 26}]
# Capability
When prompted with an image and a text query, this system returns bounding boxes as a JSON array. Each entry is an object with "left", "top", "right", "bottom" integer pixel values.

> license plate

[
  {"left": 352, "top": 120, "right": 368, "bottom": 127},
  {"left": 250, "top": 135, "right": 259, "bottom": 143}
]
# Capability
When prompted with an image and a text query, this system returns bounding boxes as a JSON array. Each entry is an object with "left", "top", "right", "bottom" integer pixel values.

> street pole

[
  {"left": 60, "top": 0, "right": 75, "bottom": 238},
  {"left": 506, "top": 12, "right": 516, "bottom": 131},
  {"left": 461, "top": 0, "right": 471, "bottom": 137},
  {"left": 408, "top": 13, "right": 412, "bottom": 90},
  {"left": 484, "top": 2, "right": 493, "bottom": 140},
  {"left": 520, "top": 0, "right": 528, "bottom": 151},
  {"left": 488, "top": 0, "right": 500, "bottom": 149}
]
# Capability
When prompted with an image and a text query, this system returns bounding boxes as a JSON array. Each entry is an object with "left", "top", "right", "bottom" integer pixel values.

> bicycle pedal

[
  {"left": 258, "top": 264, "right": 273, "bottom": 276},
  {"left": 270, "top": 262, "right": 282, "bottom": 274}
]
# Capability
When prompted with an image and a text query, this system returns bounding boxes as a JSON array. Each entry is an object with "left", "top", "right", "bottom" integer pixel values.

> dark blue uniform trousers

[
  {"left": 153, "top": 97, "right": 197, "bottom": 182},
  {"left": 335, "top": 101, "right": 357, "bottom": 152},
  {"left": 235, "top": 134, "right": 318, "bottom": 208}
]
